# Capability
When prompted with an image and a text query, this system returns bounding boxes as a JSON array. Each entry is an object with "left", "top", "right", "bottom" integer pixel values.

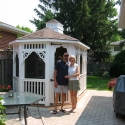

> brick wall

[{"left": 0, "top": 30, "right": 17, "bottom": 50}]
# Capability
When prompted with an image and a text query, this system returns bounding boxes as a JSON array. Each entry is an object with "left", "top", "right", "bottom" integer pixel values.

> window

[
  {"left": 25, "top": 52, "right": 45, "bottom": 79},
  {"left": 114, "top": 46, "right": 122, "bottom": 51}
]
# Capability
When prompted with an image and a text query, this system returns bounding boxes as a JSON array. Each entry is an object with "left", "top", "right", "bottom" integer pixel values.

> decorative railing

[
  {"left": 54, "top": 91, "right": 70, "bottom": 103},
  {"left": 22, "top": 79, "right": 45, "bottom": 104},
  {"left": 78, "top": 73, "right": 87, "bottom": 96}
]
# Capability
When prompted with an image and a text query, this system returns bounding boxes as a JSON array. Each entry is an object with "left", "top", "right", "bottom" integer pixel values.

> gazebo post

[
  {"left": 18, "top": 44, "right": 23, "bottom": 92},
  {"left": 45, "top": 44, "right": 50, "bottom": 106}
]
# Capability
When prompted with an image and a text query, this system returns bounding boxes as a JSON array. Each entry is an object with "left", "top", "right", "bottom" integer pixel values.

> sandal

[
  {"left": 52, "top": 110, "right": 57, "bottom": 114},
  {"left": 69, "top": 109, "right": 74, "bottom": 113},
  {"left": 60, "top": 109, "right": 66, "bottom": 113}
]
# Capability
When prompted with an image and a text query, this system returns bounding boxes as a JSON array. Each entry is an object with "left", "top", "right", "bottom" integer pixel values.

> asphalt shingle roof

[{"left": 17, "top": 27, "right": 78, "bottom": 41}]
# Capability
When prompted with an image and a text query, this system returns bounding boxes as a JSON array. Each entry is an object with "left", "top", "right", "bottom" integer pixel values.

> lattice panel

[{"left": 23, "top": 51, "right": 46, "bottom": 62}]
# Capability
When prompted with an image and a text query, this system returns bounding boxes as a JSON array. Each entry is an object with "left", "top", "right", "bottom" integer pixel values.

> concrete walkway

[{"left": 5, "top": 90, "right": 125, "bottom": 125}]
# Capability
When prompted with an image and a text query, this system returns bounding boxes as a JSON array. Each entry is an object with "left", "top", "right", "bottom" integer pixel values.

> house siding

[{"left": 0, "top": 31, "right": 17, "bottom": 50}]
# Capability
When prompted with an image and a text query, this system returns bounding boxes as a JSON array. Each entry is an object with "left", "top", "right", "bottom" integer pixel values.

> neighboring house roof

[
  {"left": 110, "top": 40, "right": 125, "bottom": 46},
  {"left": 17, "top": 27, "right": 77, "bottom": 41},
  {"left": 0, "top": 22, "right": 30, "bottom": 35},
  {"left": 118, "top": 0, "right": 125, "bottom": 28}
]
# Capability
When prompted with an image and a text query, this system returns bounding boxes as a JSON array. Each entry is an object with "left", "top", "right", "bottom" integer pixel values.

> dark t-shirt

[{"left": 55, "top": 60, "right": 68, "bottom": 86}]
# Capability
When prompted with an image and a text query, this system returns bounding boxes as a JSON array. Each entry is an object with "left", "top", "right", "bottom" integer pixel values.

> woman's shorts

[{"left": 68, "top": 80, "right": 80, "bottom": 91}]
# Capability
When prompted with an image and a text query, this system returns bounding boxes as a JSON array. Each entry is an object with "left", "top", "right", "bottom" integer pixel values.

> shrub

[
  {"left": 109, "top": 50, "right": 125, "bottom": 77},
  {"left": 0, "top": 97, "right": 6, "bottom": 125},
  {"left": 109, "top": 62, "right": 125, "bottom": 77},
  {"left": 103, "top": 71, "right": 109, "bottom": 77}
]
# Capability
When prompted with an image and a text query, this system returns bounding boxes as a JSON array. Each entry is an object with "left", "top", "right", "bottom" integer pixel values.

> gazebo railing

[{"left": 22, "top": 79, "right": 45, "bottom": 104}]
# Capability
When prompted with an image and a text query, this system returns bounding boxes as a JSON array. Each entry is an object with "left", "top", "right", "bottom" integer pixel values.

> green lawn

[{"left": 87, "top": 76, "right": 111, "bottom": 91}]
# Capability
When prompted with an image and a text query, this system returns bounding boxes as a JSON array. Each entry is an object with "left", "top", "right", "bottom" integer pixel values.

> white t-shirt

[{"left": 68, "top": 63, "right": 78, "bottom": 80}]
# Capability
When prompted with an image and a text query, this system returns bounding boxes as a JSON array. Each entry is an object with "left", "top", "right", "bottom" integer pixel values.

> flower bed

[
  {"left": 0, "top": 85, "right": 11, "bottom": 92},
  {"left": 107, "top": 78, "right": 117, "bottom": 90}
]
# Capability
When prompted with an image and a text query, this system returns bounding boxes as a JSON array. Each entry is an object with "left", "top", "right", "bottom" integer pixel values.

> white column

[
  {"left": 45, "top": 43, "right": 50, "bottom": 106},
  {"left": 13, "top": 47, "right": 16, "bottom": 91},
  {"left": 49, "top": 45, "right": 55, "bottom": 105},
  {"left": 18, "top": 44, "right": 23, "bottom": 92},
  {"left": 84, "top": 50, "right": 87, "bottom": 90},
  {"left": 76, "top": 49, "right": 80, "bottom": 73},
  {"left": 82, "top": 53, "right": 84, "bottom": 74}
]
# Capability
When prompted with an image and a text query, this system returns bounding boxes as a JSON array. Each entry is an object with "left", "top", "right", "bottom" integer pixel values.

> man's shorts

[{"left": 54, "top": 85, "right": 68, "bottom": 93}]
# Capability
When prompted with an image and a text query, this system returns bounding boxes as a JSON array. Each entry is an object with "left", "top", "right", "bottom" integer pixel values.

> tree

[
  {"left": 120, "top": 29, "right": 125, "bottom": 39},
  {"left": 31, "top": 0, "right": 120, "bottom": 62},
  {"left": 16, "top": 25, "right": 33, "bottom": 33},
  {"left": 30, "top": 10, "right": 54, "bottom": 30},
  {"left": 53, "top": 0, "right": 119, "bottom": 61},
  {"left": 16, "top": 25, "right": 33, "bottom": 37},
  {"left": 30, "top": 0, "right": 55, "bottom": 30}
]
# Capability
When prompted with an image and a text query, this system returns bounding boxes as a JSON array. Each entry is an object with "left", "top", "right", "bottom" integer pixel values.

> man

[{"left": 52, "top": 52, "right": 69, "bottom": 114}]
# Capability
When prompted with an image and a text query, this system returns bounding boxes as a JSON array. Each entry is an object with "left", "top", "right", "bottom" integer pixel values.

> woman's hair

[{"left": 69, "top": 55, "right": 76, "bottom": 62}]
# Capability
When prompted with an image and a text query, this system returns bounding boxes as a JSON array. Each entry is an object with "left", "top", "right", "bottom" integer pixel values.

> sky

[
  {"left": 0, "top": 0, "right": 40, "bottom": 31},
  {"left": 0, "top": 0, "right": 120, "bottom": 32}
]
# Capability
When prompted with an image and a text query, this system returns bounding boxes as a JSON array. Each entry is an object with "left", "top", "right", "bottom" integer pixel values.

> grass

[{"left": 87, "top": 76, "right": 111, "bottom": 91}]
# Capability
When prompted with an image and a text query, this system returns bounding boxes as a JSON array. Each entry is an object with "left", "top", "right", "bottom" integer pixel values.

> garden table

[{"left": 0, "top": 92, "right": 45, "bottom": 125}]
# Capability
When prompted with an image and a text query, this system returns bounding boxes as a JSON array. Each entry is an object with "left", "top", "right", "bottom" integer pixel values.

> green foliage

[
  {"left": 0, "top": 97, "right": 6, "bottom": 125},
  {"left": 109, "top": 50, "right": 125, "bottom": 77},
  {"left": 30, "top": 10, "right": 54, "bottom": 30},
  {"left": 16, "top": 25, "right": 33, "bottom": 37},
  {"left": 93, "top": 71, "right": 102, "bottom": 76},
  {"left": 16, "top": 25, "right": 33, "bottom": 33},
  {"left": 110, "top": 33, "right": 121, "bottom": 42},
  {"left": 114, "top": 50, "right": 125, "bottom": 63},
  {"left": 102, "top": 71, "right": 109, "bottom": 77}
]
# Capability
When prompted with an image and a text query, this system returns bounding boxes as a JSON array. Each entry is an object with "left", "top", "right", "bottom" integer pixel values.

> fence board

[{"left": 0, "top": 51, "right": 13, "bottom": 87}]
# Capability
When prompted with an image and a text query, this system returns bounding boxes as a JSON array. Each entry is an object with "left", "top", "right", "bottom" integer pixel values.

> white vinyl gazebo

[{"left": 9, "top": 19, "right": 90, "bottom": 106}]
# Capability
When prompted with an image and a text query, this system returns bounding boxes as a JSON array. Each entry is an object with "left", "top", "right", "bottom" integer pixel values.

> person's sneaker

[
  {"left": 52, "top": 110, "right": 57, "bottom": 114},
  {"left": 60, "top": 109, "right": 66, "bottom": 113}
]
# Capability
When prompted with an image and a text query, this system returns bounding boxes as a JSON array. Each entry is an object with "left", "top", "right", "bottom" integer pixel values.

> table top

[{"left": 0, "top": 92, "right": 45, "bottom": 106}]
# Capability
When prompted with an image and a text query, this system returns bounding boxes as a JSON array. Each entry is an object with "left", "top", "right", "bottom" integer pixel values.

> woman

[{"left": 65, "top": 55, "right": 80, "bottom": 112}]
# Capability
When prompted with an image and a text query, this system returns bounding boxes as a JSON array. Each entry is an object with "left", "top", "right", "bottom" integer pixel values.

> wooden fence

[
  {"left": 0, "top": 51, "right": 13, "bottom": 87},
  {"left": 87, "top": 62, "right": 112, "bottom": 75}
]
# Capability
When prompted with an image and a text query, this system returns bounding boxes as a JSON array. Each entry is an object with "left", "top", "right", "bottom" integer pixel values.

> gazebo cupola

[
  {"left": 46, "top": 19, "right": 63, "bottom": 34},
  {"left": 9, "top": 19, "right": 89, "bottom": 106}
]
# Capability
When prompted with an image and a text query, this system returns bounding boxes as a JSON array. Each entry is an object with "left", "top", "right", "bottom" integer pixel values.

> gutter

[{"left": 0, "top": 22, "right": 30, "bottom": 35}]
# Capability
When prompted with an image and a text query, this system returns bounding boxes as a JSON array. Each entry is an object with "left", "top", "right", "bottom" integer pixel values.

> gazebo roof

[{"left": 17, "top": 27, "right": 77, "bottom": 41}]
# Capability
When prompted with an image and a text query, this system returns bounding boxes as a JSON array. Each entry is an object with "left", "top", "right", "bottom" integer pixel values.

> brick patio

[{"left": 5, "top": 90, "right": 125, "bottom": 125}]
